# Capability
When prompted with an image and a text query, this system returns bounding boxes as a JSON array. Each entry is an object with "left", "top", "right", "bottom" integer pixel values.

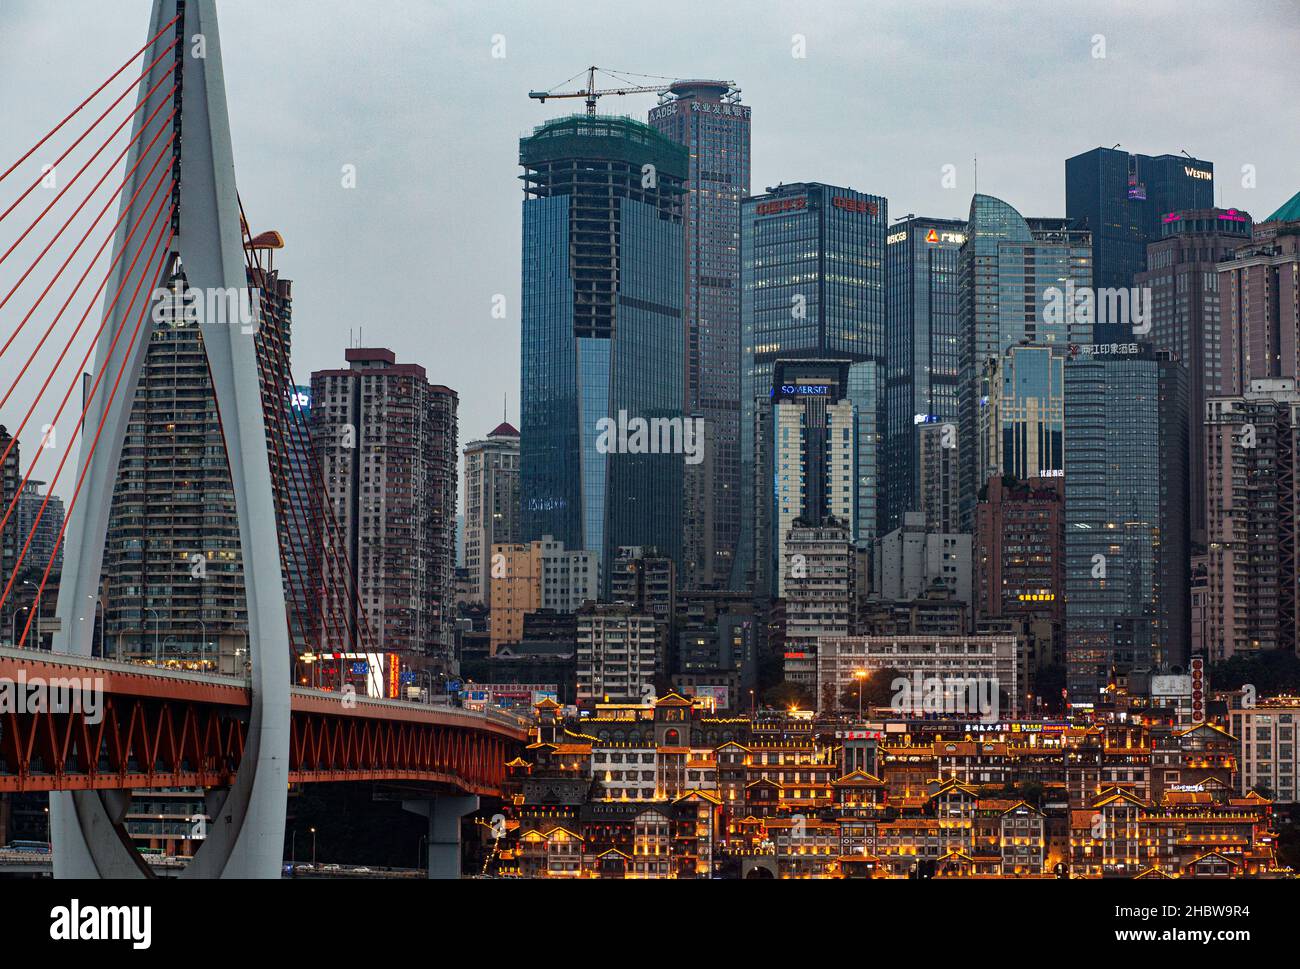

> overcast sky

[{"left": 0, "top": 0, "right": 1296, "bottom": 499}]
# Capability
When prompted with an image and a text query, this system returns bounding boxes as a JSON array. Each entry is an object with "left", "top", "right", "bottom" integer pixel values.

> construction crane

[{"left": 529, "top": 66, "right": 734, "bottom": 116}]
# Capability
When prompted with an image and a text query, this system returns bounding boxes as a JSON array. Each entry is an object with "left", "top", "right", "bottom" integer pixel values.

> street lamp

[
  {"left": 196, "top": 619, "right": 208, "bottom": 670},
  {"left": 310, "top": 826, "right": 317, "bottom": 867},
  {"left": 22, "top": 581, "right": 41, "bottom": 648},
  {"left": 10, "top": 606, "right": 28, "bottom": 649},
  {"left": 88, "top": 595, "right": 105, "bottom": 658},
  {"left": 853, "top": 669, "right": 867, "bottom": 721},
  {"left": 145, "top": 607, "right": 160, "bottom": 663}
]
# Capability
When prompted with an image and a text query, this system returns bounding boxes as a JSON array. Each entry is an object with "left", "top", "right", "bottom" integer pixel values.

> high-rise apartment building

[
  {"left": 884, "top": 216, "right": 964, "bottom": 532},
  {"left": 738, "top": 182, "right": 887, "bottom": 589},
  {"left": 576, "top": 603, "right": 659, "bottom": 703},
  {"left": 978, "top": 344, "right": 1065, "bottom": 486},
  {"left": 782, "top": 521, "right": 855, "bottom": 687},
  {"left": 957, "top": 196, "right": 1091, "bottom": 528},
  {"left": 916, "top": 420, "right": 960, "bottom": 534},
  {"left": 0, "top": 426, "right": 21, "bottom": 646},
  {"left": 311, "top": 348, "right": 458, "bottom": 662},
  {"left": 1066, "top": 147, "right": 1215, "bottom": 330},
  {"left": 874, "top": 512, "right": 972, "bottom": 607},
  {"left": 1136, "top": 207, "right": 1254, "bottom": 544},
  {"left": 1204, "top": 380, "right": 1299, "bottom": 660},
  {"left": 489, "top": 540, "right": 542, "bottom": 655},
  {"left": 489, "top": 534, "right": 599, "bottom": 654},
  {"left": 975, "top": 475, "right": 1065, "bottom": 626},
  {"left": 1219, "top": 203, "right": 1300, "bottom": 396},
  {"left": 1063, "top": 346, "right": 1189, "bottom": 697},
  {"left": 463, "top": 421, "right": 520, "bottom": 606},
  {"left": 649, "top": 82, "right": 751, "bottom": 590},
  {"left": 102, "top": 261, "right": 293, "bottom": 665},
  {"left": 519, "top": 115, "right": 686, "bottom": 592},
  {"left": 13, "top": 481, "right": 64, "bottom": 577}
]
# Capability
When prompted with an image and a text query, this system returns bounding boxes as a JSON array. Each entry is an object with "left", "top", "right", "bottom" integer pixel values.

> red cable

[
  {"left": 0, "top": 13, "right": 180, "bottom": 184},
  {"left": 10, "top": 222, "right": 175, "bottom": 642},
  {"left": 240, "top": 250, "right": 358, "bottom": 656},
  {"left": 0, "top": 103, "right": 178, "bottom": 367},
  {"left": 0, "top": 161, "right": 174, "bottom": 491},
  {"left": 0, "top": 86, "right": 177, "bottom": 319},
  {"left": 0, "top": 71, "right": 177, "bottom": 266},
  {"left": 0, "top": 193, "right": 174, "bottom": 606},
  {"left": 240, "top": 219, "right": 379, "bottom": 655},
  {"left": 0, "top": 38, "right": 178, "bottom": 227}
]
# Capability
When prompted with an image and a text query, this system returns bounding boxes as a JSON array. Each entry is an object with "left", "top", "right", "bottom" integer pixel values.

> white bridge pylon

[{"left": 50, "top": 0, "right": 291, "bottom": 879}]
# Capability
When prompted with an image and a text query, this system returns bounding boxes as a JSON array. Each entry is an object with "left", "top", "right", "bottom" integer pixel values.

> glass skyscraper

[
  {"left": 978, "top": 344, "right": 1065, "bottom": 485},
  {"left": 649, "top": 82, "right": 750, "bottom": 590},
  {"left": 736, "top": 182, "right": 887, "bottom": 592},
  {"left": 519, "top": 115, "right": 687, "bottom": 591},
  {"left": 883, "top": 216, "right": 964, "bottom": 533},
  {"left": 1066, "top": 147, "right": 1214, "bottom": 340},
  {"left": 957, "top": 194, "right": 1091, "bottom": 529},
  {"left": 1063, "top": 346, "right": 1189, "bottom": 698}
]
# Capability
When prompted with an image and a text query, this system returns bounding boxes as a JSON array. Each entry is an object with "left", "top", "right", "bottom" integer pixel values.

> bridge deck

[{"left": 0, "top": 647, "right": 528, "bottom": 793}]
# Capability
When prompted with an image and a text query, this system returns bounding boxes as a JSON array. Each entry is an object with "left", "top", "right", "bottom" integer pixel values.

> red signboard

[
  {"left": 832, "top": 196, "right": 878, "bottom": 216},
  {"left": 755, "top": 196, "right": 807, "bottom": 216}
]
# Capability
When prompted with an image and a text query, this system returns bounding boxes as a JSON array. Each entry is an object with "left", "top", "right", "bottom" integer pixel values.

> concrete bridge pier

[{"left": 403, "top": 795, "right": 479, "bottom": 879}]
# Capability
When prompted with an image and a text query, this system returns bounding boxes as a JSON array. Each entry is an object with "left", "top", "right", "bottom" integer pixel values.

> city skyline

[
  {"left": 2, "top": 0, "right": 1300, "bottom": 899},
  {"left": 1, "top": 0, "right": 1296, "bottom": 470}
]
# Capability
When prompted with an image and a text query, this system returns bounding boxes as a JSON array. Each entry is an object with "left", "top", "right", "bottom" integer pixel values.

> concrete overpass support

[{"left": 403, "top": 796, "right": 479, "bottom": 879}]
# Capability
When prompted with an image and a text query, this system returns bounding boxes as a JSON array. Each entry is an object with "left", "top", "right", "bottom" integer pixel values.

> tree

[{"left": 763, "top": 680, "right": 813, "bottom": 711}]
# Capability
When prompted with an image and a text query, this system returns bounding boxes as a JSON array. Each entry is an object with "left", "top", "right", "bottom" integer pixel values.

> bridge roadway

[{"left": 0, "top": 646, "right": 529, "bottom": 796}]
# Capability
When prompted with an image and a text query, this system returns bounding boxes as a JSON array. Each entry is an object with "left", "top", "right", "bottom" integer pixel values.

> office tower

[
  {"left": 1063, "top": 347, "right": 1189, "bottom": 698},
  {"left": 884, "top": 217, "right": 965, "bottom": 532},
  {"left": 1204, "top": 381, "right": 1299, "bottom": 660},
  {"left": 311, "top": 348, "right": 458, "bottom": 662},
  {"left": 576, "top": 603, "right": 659, "bottom": 703},
  {"left": 463, "top": 421, "right": 520, "bottom": 606},
  {"left": 1066, "top": 147, "right": 1215, "bottom": 326},
  {"left": 738, "top": 182, "right": 888, "bottom": 590},
  {"left": 1219, "top": 202, "right": 1300, "bottom": 395},
  {"left": 783, "top": 521, "right": 855, "bottom": 688},
  {"left": 758, "top": 360, "right": 859, "bottom": 598},
  {"left": 1136, "top": 207, "right": 1254, "bottom": 544},
  {"left": 874, "top": 512, "right": 972, "bottom": 606},
  {"left": 975, "top": 475, "right": 1065, "bottom": 626},
  {"left": 679, "top": 414, "right": 714, "bottom": 592},
  {"left": 519, "top": 115, "right": 686, "bottom": 592},
  {"left": 978, "top": 344, "right": 1065, "bottom": 485},
  {"left": 916, "top": 421, "right": 960, "bottom": 533},
  {"left": 649, "top": 81, "right": 751, "bottom": 589},
  {"left": 13, "top": 481, "right": 64, "bottom": 577},
  {"left": 102, "top": 262, "right": 293, "bottom": 665},
  {"left": 957, "top": 195, "right": 1091, "bottom": 528}
]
